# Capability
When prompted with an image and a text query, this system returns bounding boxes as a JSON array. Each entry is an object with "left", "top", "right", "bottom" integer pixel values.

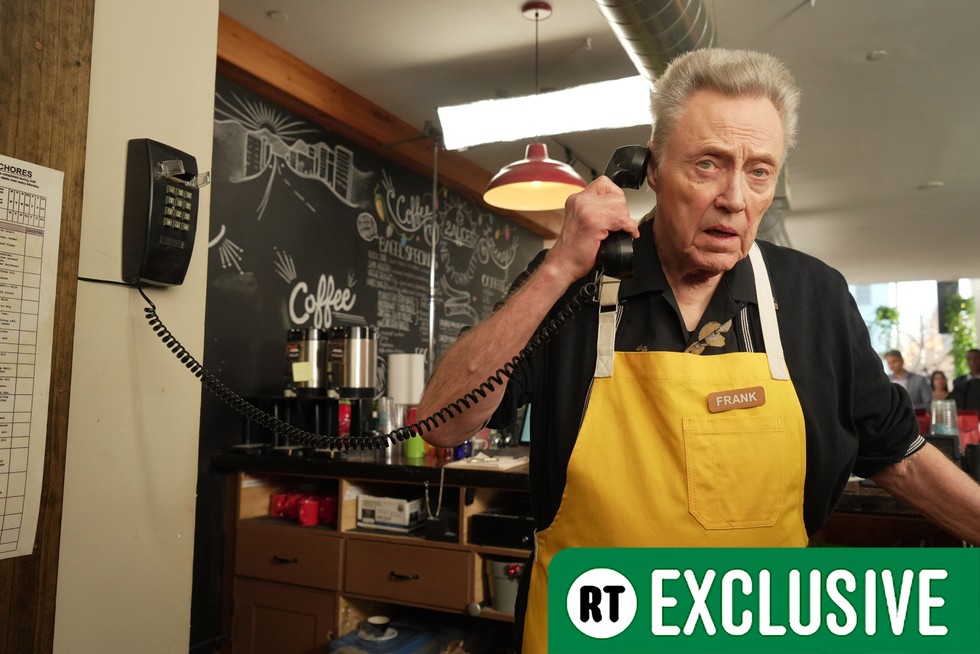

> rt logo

[{"left": 566, "top": 568, "right": 637, "bottom": 639}]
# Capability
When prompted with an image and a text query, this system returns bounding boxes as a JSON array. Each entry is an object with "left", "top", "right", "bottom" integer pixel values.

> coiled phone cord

[{"left": 139, "top": 278, "right": 599, "bottom": 451}]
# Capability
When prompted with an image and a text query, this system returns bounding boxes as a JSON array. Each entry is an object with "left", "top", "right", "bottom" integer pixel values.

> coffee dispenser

[
  {"left": 284, "top": 327, "right": 329, "bottom": 395},
  {"left": 328, "top": 325, "right": 377, "bottom": 438},
  {"left": 327, "top": 325, "right": 377, "bottom": 398}
]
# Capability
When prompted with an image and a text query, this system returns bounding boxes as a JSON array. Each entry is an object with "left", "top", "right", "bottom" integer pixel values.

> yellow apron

[{"left": 521, "top": 244, "right": 808, "bottom": 653}]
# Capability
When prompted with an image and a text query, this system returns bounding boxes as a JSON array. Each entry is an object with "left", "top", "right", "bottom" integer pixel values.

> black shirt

[{"left": 491, "top": 217, "right": 920, "bottom": 536}]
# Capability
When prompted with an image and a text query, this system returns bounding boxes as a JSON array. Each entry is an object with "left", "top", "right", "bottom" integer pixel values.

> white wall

[{"left": 54, "top": 1, "right": 218, "bottom": 652}]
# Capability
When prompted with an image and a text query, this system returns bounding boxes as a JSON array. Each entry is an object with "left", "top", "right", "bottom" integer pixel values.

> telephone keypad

[{"left": 162, "top": 184, "right": 194, "bottom": 233}]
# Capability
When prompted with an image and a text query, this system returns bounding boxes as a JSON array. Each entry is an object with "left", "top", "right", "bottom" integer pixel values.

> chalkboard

[
  {"left": 202, "top": 75, "right": 543, "bottom": 415},
  {"left": 190, "top": 78, "right": 544, "bottom": 637}
]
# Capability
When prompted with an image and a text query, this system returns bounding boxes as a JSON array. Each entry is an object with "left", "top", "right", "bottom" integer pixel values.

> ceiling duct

[{"left": 594, "top": 0, "right": 715, "bottom": 82}]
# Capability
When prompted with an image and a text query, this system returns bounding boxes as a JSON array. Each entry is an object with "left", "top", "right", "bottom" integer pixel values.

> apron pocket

[{"left": 683, "top": 415, "right": 786, "bottom": 529}]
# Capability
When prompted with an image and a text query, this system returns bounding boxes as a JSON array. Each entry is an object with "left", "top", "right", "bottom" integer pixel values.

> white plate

[{"left": 357, "top": 627, "right": 397, "bottom": 642}]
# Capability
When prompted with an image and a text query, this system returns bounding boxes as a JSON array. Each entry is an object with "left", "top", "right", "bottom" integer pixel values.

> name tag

[{"left": 707, "top": 386, "right": 766, "bottom": 413}]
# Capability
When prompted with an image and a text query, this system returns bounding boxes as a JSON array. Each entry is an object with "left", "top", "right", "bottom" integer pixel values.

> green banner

[{"left": 548, "top": 548, "right": 980, "bottom": 653}]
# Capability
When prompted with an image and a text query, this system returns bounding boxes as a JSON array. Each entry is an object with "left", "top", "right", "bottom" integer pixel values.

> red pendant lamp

[
  {"left": 483, "top": 143, "right": 587, "bottom": 211},
  {"left": 482, "top": 2, "right": 587, "bottom": 212}
]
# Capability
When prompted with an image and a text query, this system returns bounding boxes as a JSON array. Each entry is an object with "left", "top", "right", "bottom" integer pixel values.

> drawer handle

[
  {"left": 271, "top": 555, "right": 299, "bottom": 565},
  {"left": 388, "top": 570, "right": 420, "bottom": 581}
]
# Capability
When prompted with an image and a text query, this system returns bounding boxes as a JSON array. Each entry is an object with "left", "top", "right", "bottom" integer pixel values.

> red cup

[
  {"left": 338, "top": 402, "right": 352, "bottom": 437},
  {"left": 317, "top": 495, "right": 338, "bottom": 524},
  {"left": 298, "top": 496, "right": 319, "bottom": 526},
  {"left": 269, "top": 493, "right": 289, "bottom": 517},
  {"left": 282, "top": 493, "right": 303, "bottom": 519}
]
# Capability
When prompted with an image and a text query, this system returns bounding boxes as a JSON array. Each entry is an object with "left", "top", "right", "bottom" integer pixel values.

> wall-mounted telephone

[
  {"left": 596, "top": 144, "right": 651, "bottom": 280},
  {"left": 122, "top": 138, "right": 211, "bottom": 286}
]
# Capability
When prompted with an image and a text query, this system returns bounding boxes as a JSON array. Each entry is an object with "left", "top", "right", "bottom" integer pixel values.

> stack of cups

[
  {"left": 375, "top": 396, "right": 403, "bottom": 463},
  {"left": 388, "top": 353, "right": 427, "bottom": 460},
  {"left": 930, "top": 399, "right": 959, "bottom": 436}
]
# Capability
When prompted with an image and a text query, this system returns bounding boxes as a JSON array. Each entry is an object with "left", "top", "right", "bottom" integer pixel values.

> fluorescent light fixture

[{"left": 437, "top": 76, "right": 652, "bottom": 151}]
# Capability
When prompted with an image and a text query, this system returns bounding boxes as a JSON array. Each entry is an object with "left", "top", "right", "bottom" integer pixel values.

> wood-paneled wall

[{"left": 0, "top": 1, "right": 94, "bottom": 651}]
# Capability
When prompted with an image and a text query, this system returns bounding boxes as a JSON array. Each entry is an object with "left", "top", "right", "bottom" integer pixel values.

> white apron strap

[
  {"left": 749, "top": 243, "right": 790, "bottom": 380},
  {"left": 593, "top": 275, "right": 620, "bottom": 378}
]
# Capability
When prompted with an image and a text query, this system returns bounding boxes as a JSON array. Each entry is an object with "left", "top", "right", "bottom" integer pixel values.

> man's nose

[{"left": 715, "top": 171, "right": 746, "bottom": 212}]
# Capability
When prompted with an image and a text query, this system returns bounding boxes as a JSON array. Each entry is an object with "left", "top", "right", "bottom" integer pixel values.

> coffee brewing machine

[{"left": 324, "top": 325, "right": 378, "bottom": 441}]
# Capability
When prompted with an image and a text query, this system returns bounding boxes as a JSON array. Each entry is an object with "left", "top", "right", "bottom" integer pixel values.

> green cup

[{"left": 403, "top": 435, "right": 425, "bottom": 459}]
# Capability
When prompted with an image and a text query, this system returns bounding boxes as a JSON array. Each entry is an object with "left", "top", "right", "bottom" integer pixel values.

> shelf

[
  {"left": 470, "top": 544, "right": 532, "bottom": 559},
  {"left": 222, "top": 458, "right": 530, "bottom": 649},
  {"left": 241, "top": 515, "right": 339, "bottom": 533},
  {"left": 477, "top": 607, "right": 516, "bottom": 623}
]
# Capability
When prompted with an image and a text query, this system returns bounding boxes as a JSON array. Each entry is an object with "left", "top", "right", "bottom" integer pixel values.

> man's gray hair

[{"left": 650, "top": 48, "right": 801, "bottom": 165}]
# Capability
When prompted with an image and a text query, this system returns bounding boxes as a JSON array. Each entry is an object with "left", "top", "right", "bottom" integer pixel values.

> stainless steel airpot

[{"left": 327, "top": 325, "right": 377, "bottom": 398}]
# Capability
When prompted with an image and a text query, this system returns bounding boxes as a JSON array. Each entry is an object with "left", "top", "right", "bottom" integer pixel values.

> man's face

[
  {"left": 967, "top": 350, "right": 980, "bottom": 375},
  {"left": 648, "top": 90, "right": 784, "bottom": 279},
  {"left": 885, "top": 355, "right": 903, "bottom": 375}
]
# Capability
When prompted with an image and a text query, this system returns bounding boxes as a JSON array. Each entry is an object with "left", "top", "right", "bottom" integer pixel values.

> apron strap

[
  {"left": 593, "top": 275, "right": 620, "bottom": 378},
  {"left": 749, "top": 243, "right": 790, "bottom": 381}
]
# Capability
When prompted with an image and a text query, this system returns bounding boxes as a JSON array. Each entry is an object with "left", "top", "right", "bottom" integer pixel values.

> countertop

[
  {"left": 212, "top": 448, "right": 531, "bottom": 491},
  {"left": 212, "top": 450, "right": 922, "bottom": 516}
]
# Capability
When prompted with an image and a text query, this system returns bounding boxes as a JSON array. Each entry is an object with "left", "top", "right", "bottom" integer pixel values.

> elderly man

[{"left": 418, "top": 48, "right": 980, "bottom": 653}]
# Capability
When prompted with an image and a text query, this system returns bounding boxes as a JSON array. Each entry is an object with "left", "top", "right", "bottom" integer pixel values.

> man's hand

[{"left": 544, "top": 176, "right": 640, "bottom": 286}]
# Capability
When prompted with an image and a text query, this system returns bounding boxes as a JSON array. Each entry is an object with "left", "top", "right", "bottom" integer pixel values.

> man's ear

[{"left": 646, "top": 140, "right": 658, "bottom": 191}]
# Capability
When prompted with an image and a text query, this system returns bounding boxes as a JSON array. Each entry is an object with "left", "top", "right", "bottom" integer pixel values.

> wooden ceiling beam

[{"left": 216, "top": 13, "right": 561, "bottom": 239}]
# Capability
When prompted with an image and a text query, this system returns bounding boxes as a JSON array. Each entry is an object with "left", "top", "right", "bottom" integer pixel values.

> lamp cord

[{"left": 534, "top": 9, "right": 540, "bottom": 95}]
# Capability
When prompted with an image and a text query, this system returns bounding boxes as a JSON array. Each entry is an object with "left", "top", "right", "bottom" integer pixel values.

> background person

[
  {"left": 953, "top": 347, "right": 980, "bottom": 388},
  {"left": 884, "top": 349, "right": 932, "bottom": 410},
  {"left": 417, "top": 48, "right": 980, "bottom": 654},
  {"left": 931, "top": 370, "right": 951, "bottom": 401}
]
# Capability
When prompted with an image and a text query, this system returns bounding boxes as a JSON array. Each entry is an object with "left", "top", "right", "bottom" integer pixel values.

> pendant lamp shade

[{"left": 483, "top": 143, "right": 587, "bottom": 211}]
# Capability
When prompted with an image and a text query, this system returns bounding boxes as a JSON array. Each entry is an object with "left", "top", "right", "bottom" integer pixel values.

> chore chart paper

[{"left": 0, "top": 154, "right": 63, "bottom": 559}]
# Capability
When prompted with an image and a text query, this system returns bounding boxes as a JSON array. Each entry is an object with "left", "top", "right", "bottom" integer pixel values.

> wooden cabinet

[
  {"left": 232, "top": 577, "right": 337, "bottom": 654},
  {"left": 218, "top": 455, "right": 532, "bottom": 652}
]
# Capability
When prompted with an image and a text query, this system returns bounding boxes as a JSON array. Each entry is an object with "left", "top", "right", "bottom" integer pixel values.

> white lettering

[
  {"left": 918, "top": 569, "right": 947, "bottom": 636},
  {"left": 865, "top": 569, "right": 877, "bottom": 635},
  {"left": 683, "top": 570, "right": 716, "bottom": 635},
  {"left": 647, "top": 566, "right": 950, "bottom": 639},
  {"left": 758, "top": 570, "right": 787, "bottom": 635},
  {"left": 883, "top": 569, "right": 914, "bottom": 635},
  {"left": 789, "top": 569, "right": 822, "bottom": 636},
  {"left": 721, "top": 570, "right": 751, "bottom": 636},
  {"left": 826, "top": 570, "right": 857, "bottom": 635},
  {"left": 378, "top": 236, "right": 432, "bottom": 266},
  {"left": 288, "top": 274, "right": 357, "bottom": 329},
  {"left": 650, "top": 570, "right": 681, "bottom": 636}
]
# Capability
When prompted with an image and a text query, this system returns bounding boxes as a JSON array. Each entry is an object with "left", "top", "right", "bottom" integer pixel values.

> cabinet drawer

[
  {"left": 345, "top": 539, "right": 472, "bottom": 611},
  {"left": 236, "top": 521, "right": 343, "bottom": 590}
]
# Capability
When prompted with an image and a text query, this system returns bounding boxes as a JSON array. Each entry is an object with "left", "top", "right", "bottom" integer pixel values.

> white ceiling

[{"left": 219, "top": 0, "right": 980, "bottom": 285}]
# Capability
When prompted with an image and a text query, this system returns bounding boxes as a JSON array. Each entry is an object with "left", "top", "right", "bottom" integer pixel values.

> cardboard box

[{"left": 356, "top": 495, "right": 424, "bottom": 533}]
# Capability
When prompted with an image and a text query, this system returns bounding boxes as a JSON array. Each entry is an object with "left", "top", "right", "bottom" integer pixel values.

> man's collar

[{"left": 617, "top": 211, "right": 758, "bottom": 304}]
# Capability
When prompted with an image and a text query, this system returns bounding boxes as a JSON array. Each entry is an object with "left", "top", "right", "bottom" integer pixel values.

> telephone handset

[
  {"left": 595, "top": 144, "right": 651, "bottom": 280},
  {"left": 122, "top": 138, "right": 211, "bottom": 286}
]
